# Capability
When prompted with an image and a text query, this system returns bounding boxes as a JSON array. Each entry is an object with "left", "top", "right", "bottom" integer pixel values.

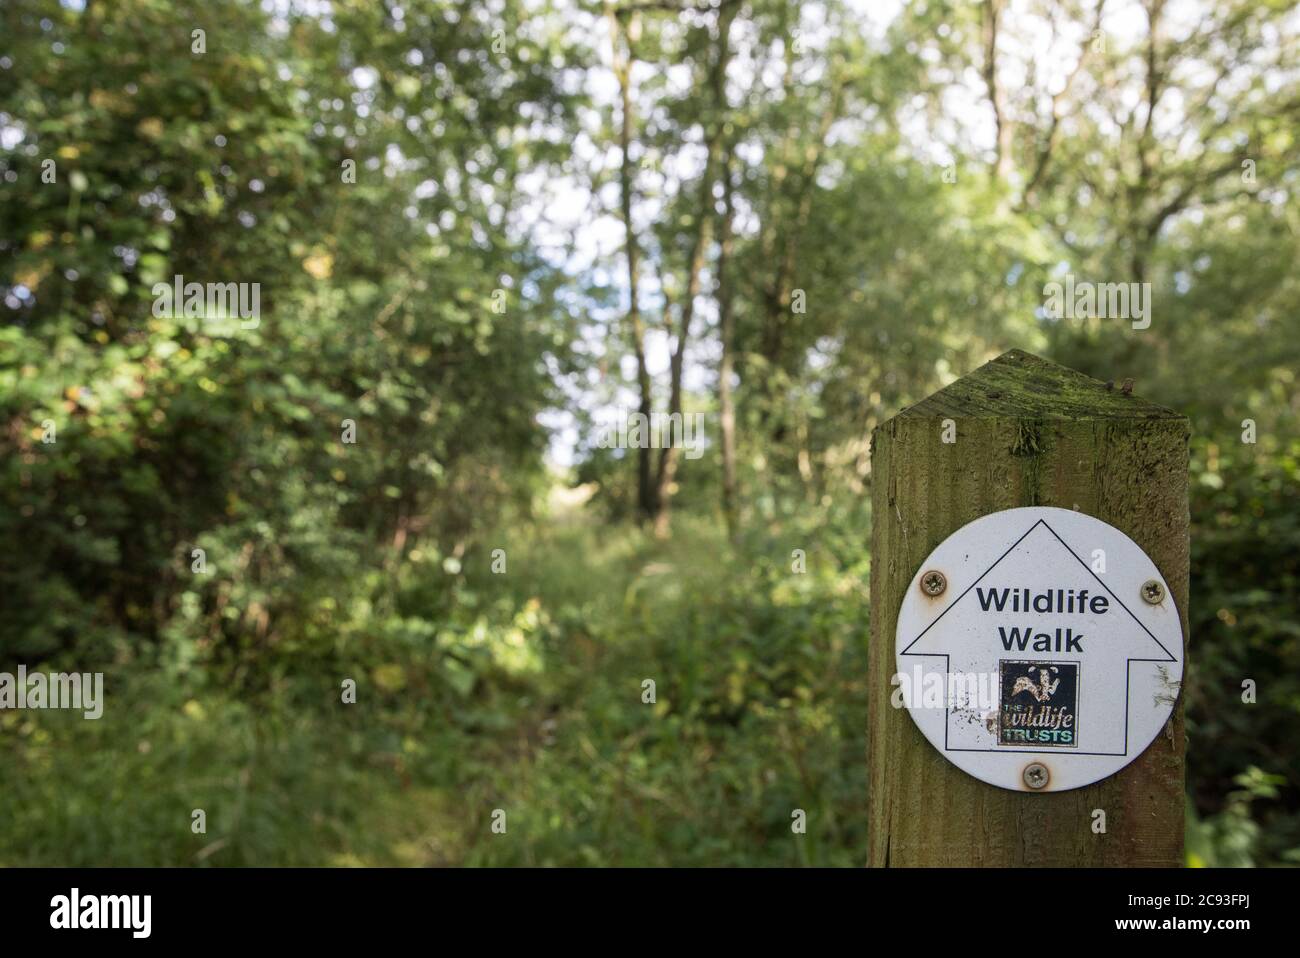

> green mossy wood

[{"left": 868, "top": 349, "right": 1189, "bottom": 866}]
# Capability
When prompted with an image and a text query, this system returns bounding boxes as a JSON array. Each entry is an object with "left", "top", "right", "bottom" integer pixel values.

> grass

[{"left": 0, "top": 510, "right": 872, "bottom": 866}]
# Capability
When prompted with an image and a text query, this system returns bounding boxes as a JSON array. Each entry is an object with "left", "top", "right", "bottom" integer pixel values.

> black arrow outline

[{"left": 899, "top": 518, "right": 1180, "bottom": 757}]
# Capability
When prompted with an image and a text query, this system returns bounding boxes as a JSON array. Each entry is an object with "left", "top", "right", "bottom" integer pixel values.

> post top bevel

[{"left": 887, "top": 349, "right": 1185, "bottom": 424}]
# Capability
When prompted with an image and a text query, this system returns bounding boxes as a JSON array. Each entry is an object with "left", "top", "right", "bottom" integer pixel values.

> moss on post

[{"left": 868, "top": 349, "right": 1189, "bottom": 867}]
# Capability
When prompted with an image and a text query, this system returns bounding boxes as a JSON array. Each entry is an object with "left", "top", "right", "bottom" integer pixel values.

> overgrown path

[
  {"left": 1, "top": 512, "right": 870, "bottom": 867},
  {"left": 355, "top": 513, "right": 872, "bottom": 866}
]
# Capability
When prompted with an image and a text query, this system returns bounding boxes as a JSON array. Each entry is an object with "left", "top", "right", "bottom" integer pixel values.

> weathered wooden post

[{"left": 868, "top": 349, "right": 1188, "bottom": 866}]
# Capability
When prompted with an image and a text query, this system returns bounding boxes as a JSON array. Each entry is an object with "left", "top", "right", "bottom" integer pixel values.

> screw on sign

[
  {"left": 920, "top": 570, "right": 946, "bottom": 596},
  {"left": 1141, "top": 579, "right": 1165, "bottom": 605},
  {"left": 1022, "top": 762, "right": 1049, "bottom": 790}
]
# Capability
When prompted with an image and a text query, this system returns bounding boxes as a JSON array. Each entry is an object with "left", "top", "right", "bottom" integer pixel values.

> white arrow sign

[{"left": 894, "top": 507, "right": 1184, "bottom": 792}]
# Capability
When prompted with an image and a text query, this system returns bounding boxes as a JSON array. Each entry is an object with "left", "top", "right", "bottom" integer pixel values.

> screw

[
  {"left": 1023, "top": 763, "right": 1049, "bottom": 790},
  {"left": 1141, "top": 579, "right": 1165, "bottom": 605},
  {"left": 920, "top": 570, "right": 947, "bottom": 596}
]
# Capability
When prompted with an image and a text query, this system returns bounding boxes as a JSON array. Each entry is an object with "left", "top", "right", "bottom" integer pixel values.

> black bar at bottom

[{"left": 0, "top": 866, "right": 1285, "bottom": 944}]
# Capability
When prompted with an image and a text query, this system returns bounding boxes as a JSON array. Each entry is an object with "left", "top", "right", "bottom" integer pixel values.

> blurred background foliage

[{"left": 0, "top": 0, "right": 1296, "bottom": 865}]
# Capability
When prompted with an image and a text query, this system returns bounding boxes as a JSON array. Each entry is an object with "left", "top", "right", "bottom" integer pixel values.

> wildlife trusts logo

[{"left": 998, "top": 660, "right": 1078, "bottom": 747}]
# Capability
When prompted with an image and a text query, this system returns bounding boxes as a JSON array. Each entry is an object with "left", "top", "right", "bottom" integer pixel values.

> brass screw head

[
  {"left": 920, "top": 570, "right": 947, "bottom": 596},
  {"left": 1141, "top": 579, "right": 1165, "bottom": 605},
  {"left": 1023, "top": 763, "right": 1049, "bottom": 790}
]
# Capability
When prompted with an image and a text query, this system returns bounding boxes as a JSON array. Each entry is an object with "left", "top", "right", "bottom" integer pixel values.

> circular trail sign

[{"left": 894, "top": 506, "right": 1184, "bottom": 792}]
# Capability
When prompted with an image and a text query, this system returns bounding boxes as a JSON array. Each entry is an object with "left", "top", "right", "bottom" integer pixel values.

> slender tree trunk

[
  {"left": 651, "top": 4, "right": 735, "bottom": 537},
  {"left": 716, "top": 152, "right": 739, "bottom": 541},
  {"left": 653, "top": 190, "right": 711, "bottom": 536},
  {"left": 982, "top": 0, "right": 1014, "bottom": 182},
  {"left": 606, "top": 6, "right": 657, "bottom": 522}
]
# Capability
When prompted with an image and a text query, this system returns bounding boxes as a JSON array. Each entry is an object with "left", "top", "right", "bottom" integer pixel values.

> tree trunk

[
  {"left": 606, "top": 6, "right": 657, "bottom": 522},
  {"left": 983, "top": 0, "right": 1015, "bottom": 183},
  {"left": 651, "top": 4, "right": 735, "bottom": 537},
  {"left": 716, "top": 153, "right": 738, "bottom": 541}
]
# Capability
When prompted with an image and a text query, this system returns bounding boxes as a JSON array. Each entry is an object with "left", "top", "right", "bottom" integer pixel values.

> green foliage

[
  {"left": 1185, "top": 440, "right": 1300, "bottom": 866},
  {"left": 1, "top": 0, "right": 1297, "bottom": 867},
  {"left": 0, "top": 516, "right": 872, "bottom": 866},
  {"left": 1186, "top": 768, "right": 1289, "bottom": 868},
  {"left": 454, "top": 517, "right": 869, "bottom": 866},
  {"left": 1, "top": 0, "right": 578, "bottom": 663}
]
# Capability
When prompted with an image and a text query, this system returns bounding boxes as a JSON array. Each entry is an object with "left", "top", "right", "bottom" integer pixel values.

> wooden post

[{"left": 867, "top": 349, "right": 1189, "bottom": 866}]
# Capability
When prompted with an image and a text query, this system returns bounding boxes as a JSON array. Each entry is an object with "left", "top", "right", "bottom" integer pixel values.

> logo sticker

[{"left": 998, "top": 660, "right": 1079, "bottom": 748}]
